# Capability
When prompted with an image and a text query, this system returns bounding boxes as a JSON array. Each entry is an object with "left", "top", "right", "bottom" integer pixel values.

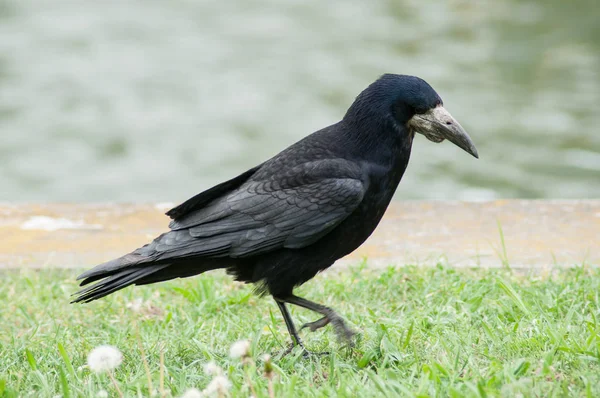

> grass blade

[
  {"left": 25, "top": 348, "right": 37, "bottom": 371},
  {"left": 58, "top": 366, "right": 70, "bottom": 398},
  {"left": 496, "top": 278, "right": 531, "bottom": 316},
  {"left": 58, "top": 342, "right": 76, "bottom": 378}
]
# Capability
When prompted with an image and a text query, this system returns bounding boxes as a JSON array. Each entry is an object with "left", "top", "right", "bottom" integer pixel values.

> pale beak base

[{"left": 408, "top": 106, "right": 479, "bottom": 158}]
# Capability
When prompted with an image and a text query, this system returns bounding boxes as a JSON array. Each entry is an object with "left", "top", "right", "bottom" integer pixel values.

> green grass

[{"left": 1, "top": 264, "right": 600, "bottom": 397}]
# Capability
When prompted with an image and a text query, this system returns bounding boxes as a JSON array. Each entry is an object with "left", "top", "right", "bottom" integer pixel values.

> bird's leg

[
  {"left": 274, "top": 298, "right": 328, "bottom": 357},
  {"left": 275, "top": 300, "right": 304, "bottom": 350},
  {"left": 283, "top": 295, "right": 357, "bottom": 345}
]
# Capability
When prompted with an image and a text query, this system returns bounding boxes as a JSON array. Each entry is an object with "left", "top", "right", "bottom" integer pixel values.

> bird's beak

[{"left": 408, "top": 105, "right": 479, "bottom": 158}]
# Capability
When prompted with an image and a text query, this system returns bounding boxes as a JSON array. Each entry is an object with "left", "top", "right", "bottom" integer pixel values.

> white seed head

[
  {"left": 229, "top": 340, "right": 250, "bottom": 359},
  {"left": 203, "top": 361, "right": 221, "bottom": 376},
  {"left": 180, "top": 388, "right": 203, "bottom": 398},
  {"left": 203, "top": 375, "right": 231, "bottom": 396},
  {"left": 125, "top": 298, "right": 143, "bottom": 312},
  {"left": 97, "top": 390, "right": 109, "bottom": 398},
  {"left": 261, "top": 354, "right": 271, "bottom": 362},
  {"left": 87, "top": 345, "right": 123, "bottom": 373}
]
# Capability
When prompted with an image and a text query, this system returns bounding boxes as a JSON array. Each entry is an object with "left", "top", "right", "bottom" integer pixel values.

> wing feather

[{"left": 144, "top": 159, "right": 366, "bottom": 260}]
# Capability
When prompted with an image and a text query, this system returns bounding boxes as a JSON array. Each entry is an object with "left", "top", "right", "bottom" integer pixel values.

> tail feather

[
  {"left": 76, "top": 253, "right": 153, "bottom": 285},
  {"left": 133, "top": 262, "right": 224, "bottom": 286},
  {"left": 74, "top": 267, "right": 145, "bottom": 298},
  {"left": 72, "top": 264, "right": 170, "bottom": 303}
]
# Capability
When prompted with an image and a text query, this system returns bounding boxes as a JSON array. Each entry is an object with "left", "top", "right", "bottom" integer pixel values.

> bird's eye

[{"left": 413, "top": 107, "right": 428, "bottom": 114}]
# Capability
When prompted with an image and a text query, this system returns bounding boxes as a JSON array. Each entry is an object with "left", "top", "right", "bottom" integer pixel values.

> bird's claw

[
  {"left": 301, "top": 312, "right": 357, "bottom": 346},
  {"left": 300, "top": 316, "right": 330, "bottom": 332},
  {"left": 279, "top": 342, "right": 329, "bottom": 358}
]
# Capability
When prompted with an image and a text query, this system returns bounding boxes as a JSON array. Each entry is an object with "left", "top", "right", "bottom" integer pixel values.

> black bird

[{"left": 73, "top": 74, "right": 478, "bottom": 352}]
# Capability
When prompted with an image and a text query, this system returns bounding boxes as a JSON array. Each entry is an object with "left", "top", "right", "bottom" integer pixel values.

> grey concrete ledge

[{"left": 0, "top": 200, "right": 598, "bottom": 270}]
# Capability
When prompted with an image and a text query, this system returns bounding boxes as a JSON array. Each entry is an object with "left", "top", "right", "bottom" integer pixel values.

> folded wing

[{"left": 147, "top": 159, "right": 366, "bottom": 260}]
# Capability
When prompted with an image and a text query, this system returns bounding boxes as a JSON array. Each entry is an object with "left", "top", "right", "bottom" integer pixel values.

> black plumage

[{"left": 73, "top": 74, "right": 478, "bottom": 351}]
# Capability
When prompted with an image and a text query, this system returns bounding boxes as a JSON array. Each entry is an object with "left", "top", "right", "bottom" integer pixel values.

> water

[{"left": 1, "top": 0, "right": 599, "bottom": 202}]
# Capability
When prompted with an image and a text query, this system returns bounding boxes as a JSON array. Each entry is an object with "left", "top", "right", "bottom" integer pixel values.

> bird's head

[{"left": 346, "top": 74, "right": 478, "bottom": 158}]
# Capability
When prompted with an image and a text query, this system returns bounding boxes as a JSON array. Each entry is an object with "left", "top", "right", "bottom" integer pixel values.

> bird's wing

[
  {"left": 165, "top": 164, "right": 263, "bottom": 220},
  {"left": 143, "top": 159, "right": 366, "bottom": 260}
]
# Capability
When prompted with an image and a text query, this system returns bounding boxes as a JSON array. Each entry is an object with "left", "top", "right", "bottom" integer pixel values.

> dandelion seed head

[
  {"left": 203, "top": 375, "right": 231, "bottom": 396},
  {"left": 180, "top": 387, "right": 203, "bottom": 398},
  {"left": 87, "top": 345, "right": 123, "bottom": 373},
  {"left": 229, "top": 340, "right": 250, "bottom": 359},
  {"left": 203, "top": 361, "right": 221, "bottom": 376},
  {"left": 97, "top": 390, "right": 109, "bottom": 398}
]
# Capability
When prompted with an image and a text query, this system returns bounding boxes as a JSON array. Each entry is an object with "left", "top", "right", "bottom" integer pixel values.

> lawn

[{"left": 1, "top": 264, "right": 599, "bottom": 397}]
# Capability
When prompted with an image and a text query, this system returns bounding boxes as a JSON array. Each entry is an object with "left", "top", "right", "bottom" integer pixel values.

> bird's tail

[
  {"left": 72, "top": 254, "right": 226, "bottom": 303},
  {"left": 72, "top": 260, "right": 170, "bottom": 303}
]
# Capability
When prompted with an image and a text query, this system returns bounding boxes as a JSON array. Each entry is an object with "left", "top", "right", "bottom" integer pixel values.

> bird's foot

[
  {"left": 280, "top": 341, "right": 329, "bottom": 358},
  {"left": 301, "top": 311, "right": 357, "bottom": 346},
  {"left": 301, "top": 316, "right": 330, "bottom": 332},
  {"left": 303, "top": 349, "right": 330, "bottom": 357}
]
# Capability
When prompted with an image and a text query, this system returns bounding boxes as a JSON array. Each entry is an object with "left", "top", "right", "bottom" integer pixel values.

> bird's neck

[{"left": 340, "top": 116, "right": 413, "bottom": 174}]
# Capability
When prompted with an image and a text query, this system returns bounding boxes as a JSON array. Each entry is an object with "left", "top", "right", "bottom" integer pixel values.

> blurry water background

[{"left": 1, "top": 0, "right": 599, "bottom": 202}]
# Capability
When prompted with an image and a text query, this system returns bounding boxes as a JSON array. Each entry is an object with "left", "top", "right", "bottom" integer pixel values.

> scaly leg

[
  {"left": 282, "top": 295, "right": 357, "bottom": 345},
  {"left": 274, "top": 297, "right": 330, "bottom": 356},
  {"left": 275, "top": 300, "right": 304, "bottom": 349}
]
